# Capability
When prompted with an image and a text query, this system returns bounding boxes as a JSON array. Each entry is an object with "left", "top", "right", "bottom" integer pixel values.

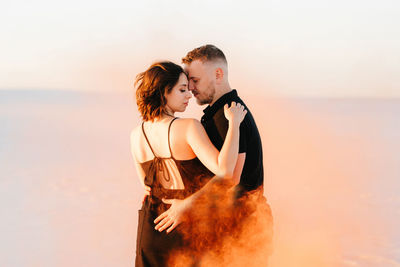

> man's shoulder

[
  {"left": 232, "top": 92, "right": 247, "bottom": 107},
  {"left": 201, "top": 89, "right": 251, "bottom": 122},
  {"left": 231, "top": 93, "right": 260, "bottom": 135}
]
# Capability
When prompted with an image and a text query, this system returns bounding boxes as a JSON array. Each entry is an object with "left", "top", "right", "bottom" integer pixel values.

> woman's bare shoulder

[
  {"left": 174, "top": 118, "right": 201, "bottom": 127},
  {"left": 172, "top": 118, "right": 203, "bottom": 133}
]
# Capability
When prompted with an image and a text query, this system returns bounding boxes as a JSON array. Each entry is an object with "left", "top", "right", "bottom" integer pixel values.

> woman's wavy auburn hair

[{"left": 134, "top": 61, "right": 185, "bottom": 121}]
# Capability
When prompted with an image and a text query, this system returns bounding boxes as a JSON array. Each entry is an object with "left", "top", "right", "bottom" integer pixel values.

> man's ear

[{"left": 215, "top": 67, "right": 224, "bottom": 83}]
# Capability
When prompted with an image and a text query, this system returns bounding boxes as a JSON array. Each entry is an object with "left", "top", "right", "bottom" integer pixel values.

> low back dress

[{"left": 135, "top": 117, "right": 213, "bottom": 267}]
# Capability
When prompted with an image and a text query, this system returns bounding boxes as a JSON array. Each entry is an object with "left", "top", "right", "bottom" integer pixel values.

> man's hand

[
  {"left": 154, "top": 197, "right": 192, "bottom": 233},
  {"left": 142, "top": 185, "right": 151, "bottom": 204}
]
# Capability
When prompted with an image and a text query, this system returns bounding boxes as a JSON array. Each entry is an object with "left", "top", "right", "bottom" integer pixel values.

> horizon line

[{"left": 0, "top": 88, "right": 399, "bottom": 100}]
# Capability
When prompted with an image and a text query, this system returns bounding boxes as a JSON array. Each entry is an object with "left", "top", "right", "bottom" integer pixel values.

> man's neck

[{"left": 210, "top": 85, "right": 232, "bottom": 106}]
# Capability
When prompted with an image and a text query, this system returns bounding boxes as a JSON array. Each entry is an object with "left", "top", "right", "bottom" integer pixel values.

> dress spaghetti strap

[{"left": 141, "top": 122, "right": 158, "bottom": 158}]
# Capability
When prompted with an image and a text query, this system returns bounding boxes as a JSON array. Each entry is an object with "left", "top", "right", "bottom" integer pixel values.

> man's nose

[{"left": 188, "top": 80, "right": 195, "bottom": 91}]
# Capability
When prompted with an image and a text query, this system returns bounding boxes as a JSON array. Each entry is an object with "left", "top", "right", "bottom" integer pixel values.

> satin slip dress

[{"left": 135, "top": 117, "right": 213, "bottom": 267}]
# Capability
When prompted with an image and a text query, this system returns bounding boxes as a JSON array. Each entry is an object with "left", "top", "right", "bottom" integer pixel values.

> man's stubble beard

[{"left": 196, "top": 83, "right": 216, "bottom": 106}]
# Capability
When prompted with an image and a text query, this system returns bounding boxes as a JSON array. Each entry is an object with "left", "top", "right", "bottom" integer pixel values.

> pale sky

[{"left": 1, "top": 0, "right": 399, "bottom": 97}]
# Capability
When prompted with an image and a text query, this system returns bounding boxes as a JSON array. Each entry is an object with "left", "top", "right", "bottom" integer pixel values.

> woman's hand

[
  {"left": 154, "top": 197, "right": 193, "bottom": 233},
  {"left": 224, "top": 102, "right": 247, "bottom": 125}
]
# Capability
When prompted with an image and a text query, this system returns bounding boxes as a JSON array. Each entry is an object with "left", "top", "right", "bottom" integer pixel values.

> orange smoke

[{"left": 166, "top": 181, "right": 273, "bottom": 267}]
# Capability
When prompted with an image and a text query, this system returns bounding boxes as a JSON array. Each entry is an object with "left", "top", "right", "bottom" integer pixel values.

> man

[
  {"left": 182, "top": 44, "right": 264, "bottom": 198},
  {"left": 154, "top": 44, "right": 273, "bottom": 265},
  {"left": 181, "top": 44, "right": 273, "bottom": 265}
]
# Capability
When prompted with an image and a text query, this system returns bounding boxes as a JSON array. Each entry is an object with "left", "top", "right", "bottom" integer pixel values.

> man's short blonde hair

[{"left": 182, "top": 44, "right": 227, "bottom": 65}]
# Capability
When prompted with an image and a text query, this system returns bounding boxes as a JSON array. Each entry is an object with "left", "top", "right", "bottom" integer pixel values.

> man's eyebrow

[{"left": 189, "top": 76, "right": 199, "bottom": 80}]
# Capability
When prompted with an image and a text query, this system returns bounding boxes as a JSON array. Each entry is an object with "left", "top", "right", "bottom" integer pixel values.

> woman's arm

[{"left": 186, "top": 102, "right": 247, "bottom": 178}]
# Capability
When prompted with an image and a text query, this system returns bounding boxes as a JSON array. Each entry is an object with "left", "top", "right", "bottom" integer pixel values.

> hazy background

[
  {"left": 1, "top": 0, "right": 399, "bottom": 266},
  {"left": 1, "top": 0, "right": 400, "bottom": 97}
]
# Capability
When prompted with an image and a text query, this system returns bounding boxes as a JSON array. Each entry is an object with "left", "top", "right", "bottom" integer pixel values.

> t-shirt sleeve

[{"left": 239, "top": 119, "right": 248, "bottom": 153}]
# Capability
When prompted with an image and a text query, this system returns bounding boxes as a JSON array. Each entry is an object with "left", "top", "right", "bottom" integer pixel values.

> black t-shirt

[{"left": 201, "top": 90, "right": 264, "bottom": 194}]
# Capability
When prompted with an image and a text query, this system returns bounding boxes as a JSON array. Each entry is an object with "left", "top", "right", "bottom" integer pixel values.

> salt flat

[{"left": 0, "top": 90, "right": 399, "bottom": 267}]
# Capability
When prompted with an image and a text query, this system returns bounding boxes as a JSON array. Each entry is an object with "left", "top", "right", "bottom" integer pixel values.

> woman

[{"left": 130, "top": 61, "right": 247, "bottom": 267}]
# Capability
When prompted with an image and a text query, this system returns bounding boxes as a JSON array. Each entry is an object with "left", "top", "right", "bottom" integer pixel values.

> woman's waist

[{"left": 141, "top": 196, "right": 180, "bottom": 217}]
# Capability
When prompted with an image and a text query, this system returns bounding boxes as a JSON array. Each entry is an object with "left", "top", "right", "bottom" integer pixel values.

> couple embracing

[{"left": 130, "top": 44, "right": 273, "bottom": 267}]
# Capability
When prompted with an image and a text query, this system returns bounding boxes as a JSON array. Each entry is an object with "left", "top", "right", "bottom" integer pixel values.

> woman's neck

[
  {"left": 152, "top": 112, "right": 175, "bottom": 123},
  {"left": 163, "top": 107, "right": 175, "bottom": 118},
  {"left": 163, "top": 112, "right": 175, "bottom": 118}
]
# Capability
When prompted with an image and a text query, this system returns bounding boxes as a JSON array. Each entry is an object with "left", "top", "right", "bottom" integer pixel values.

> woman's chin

[{"left": 178, "top": 106, "right": 188, "bottom": 112}]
